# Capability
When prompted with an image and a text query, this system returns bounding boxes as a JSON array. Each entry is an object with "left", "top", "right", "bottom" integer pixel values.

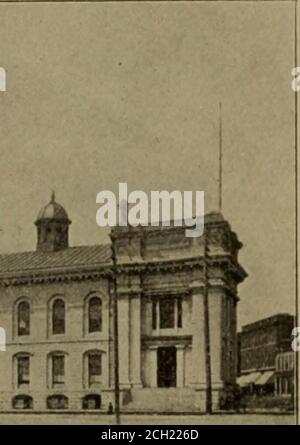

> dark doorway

[{"left": 157, "top": 346, "right": 177, "bottom": 387}]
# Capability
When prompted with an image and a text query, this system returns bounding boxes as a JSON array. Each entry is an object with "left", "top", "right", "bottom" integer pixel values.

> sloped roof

[{"left": 0, "top": 245, "right": 111, "bottom": 275}]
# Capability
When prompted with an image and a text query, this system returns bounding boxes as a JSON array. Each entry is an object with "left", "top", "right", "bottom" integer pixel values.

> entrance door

[{"left": 157, "top": 346, "right": 176, "bottom": 387}]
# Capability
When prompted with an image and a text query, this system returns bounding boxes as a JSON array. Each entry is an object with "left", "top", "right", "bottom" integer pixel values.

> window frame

[
  {"left": 47, "top": 394, "right": 68, "bottom": 410},
  {"left": 51, "top": 298, "right": 66, "bottom": 335},
  {"left": 17, "top": 355, "right": 30, "bottom": 387},
  {"left": 82, "top": 394, "right": 101, "bottom": 410},
  {"left": 83, "top": 349, "right": 103, "bottom": 388},
  {"left": 84, "top": 293, "right": 104, "bottom": 336},
  {"left": 12, "top": 394, "right": 33, "bottom": 410},
  {"left": 13, "top": 352, "right": 32, "bottom": 390},
  {"left": 15, "top": 299, "right": 31, "bottom": 337},
  {"left": 88, "top": 296, "right": 102, "bottom": 333},
  {"left": 151, "top": 295, "right": 184, "bottom": 331},
  {"left": 47, "top": 351, "right": 67, "bottom": 388}
]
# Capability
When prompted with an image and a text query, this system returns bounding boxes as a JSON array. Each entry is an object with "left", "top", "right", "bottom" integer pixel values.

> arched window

[
  {"left": 17, "top": 301, "right": 30, "bottom": 336},
  {"left": 82, "top": 394, "right": 101, "bottom": 409},
  {"left": 88, "top": 297, "right": 102, "bottom": 333},
  {"left": 12, "top": 395, "right": 33, "bottom": 410},
  {"left": 52, "top": 299, "right": 65, "bottom": 335},
  {"left": 47, "top": 394, "right": 68, "bottom": 410}
]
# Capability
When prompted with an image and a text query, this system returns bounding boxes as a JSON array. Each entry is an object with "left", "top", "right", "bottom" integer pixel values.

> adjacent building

[
  {"left": 275, "top": 351, "right": 295, "bottom": 397},
  {"left": 0, "top": 195, "right": 246, "bottom": 412},
  {"left": 237, "top": 314, "right": 295, "bottom": 393}
]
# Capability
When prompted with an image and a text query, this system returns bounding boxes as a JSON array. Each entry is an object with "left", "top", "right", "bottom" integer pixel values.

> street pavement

[{"left": 0, "top": 413, "right": 295, "bottom": 425}]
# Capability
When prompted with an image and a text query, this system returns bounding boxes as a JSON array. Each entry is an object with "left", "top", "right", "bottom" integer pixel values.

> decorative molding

[
  {"left": 142, "top": 335, "right": 192, "bottom": 348},
  {"left": 0, "top": 252, "right": 246, "bottom": 288}
]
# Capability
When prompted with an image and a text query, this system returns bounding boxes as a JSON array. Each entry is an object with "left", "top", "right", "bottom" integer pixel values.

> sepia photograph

[{"left": 0, "top": 0, "right": 298, "bottom": 428}]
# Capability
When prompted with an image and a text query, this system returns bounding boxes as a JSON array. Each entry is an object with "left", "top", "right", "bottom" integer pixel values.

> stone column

[
  {"left": 176, "top": 345, "right": 185, "bottom": 388},
  {"left": 118, "top": 295, "right": 130, "bottom": 388},
  {"left": 130, "top": 293, "right": 142, "bottom": 387},
  {"left": 209, "top": 289, "right": 223, "bottom": 387},
  {"left": 148, "top": 346, "right": 157, "bottom": 387},
  {"left": 190, "top": 282, "right": 206, "bottom": 388}
]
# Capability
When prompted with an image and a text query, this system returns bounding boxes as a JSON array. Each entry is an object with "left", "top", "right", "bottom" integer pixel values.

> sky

[{"left": 0, "top": 1, "right": 297, "bottom": 327}]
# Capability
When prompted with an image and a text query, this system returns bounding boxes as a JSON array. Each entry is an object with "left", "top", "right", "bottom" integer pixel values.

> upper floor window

[
  {"left": 17, "top": 301, "right": 30, "bottom": 336},
  {"left": 152, "top": 296, "right": 183, "bottom": 330},
  {"left": 88, "top": 297, "right": 102, "bottom": 333},
  {"left": 160, "top": 298, "right": 175, "bottom": 329},
  {"left": 177, "top": 297, "right": 183, "bottom": 328},
  {"left": 152, "top": 298, "right": 157, "bottom": 330},
  {"left": 52, "top": 298, "right": 65, "bottom": 335},
  {"left": 17, "top": 355, "right": 30, "bottom": 387}
]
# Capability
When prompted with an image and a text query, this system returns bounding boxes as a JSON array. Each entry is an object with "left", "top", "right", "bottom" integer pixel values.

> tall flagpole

[
  {"left": 110, "top": 233, "right": 120, "bottom": 425},
  {"left": 218, "top": 102, "right": 223, "bottom": 214},
  {"left": 294, "top": 0, "right": 299, "bottom": 425},
  {"left": 203, "top": 229, "right": 212, "bottom": 414},
  {"left": 203, "top": 101, "right": 224, "bottom": 413},
  {"left": 110, "top": 209, "right": 120, "bottom": 425}
]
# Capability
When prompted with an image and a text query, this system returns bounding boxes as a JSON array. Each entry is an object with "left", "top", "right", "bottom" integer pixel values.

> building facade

[
  {"left": 0, "top": 196, "right": 246, "bottom": 412},
  {"left": 237, "top": 314, "right": 295, "bottom": 393},
  {"left": 275, "top": 351, "right": 295, "bottom": 397}
]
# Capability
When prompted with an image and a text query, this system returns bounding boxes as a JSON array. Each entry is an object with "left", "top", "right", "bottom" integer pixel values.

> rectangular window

[
  {"left": 88, "top": 354, "right": 102, "bottom": 385},
  {"left": 52, "top": 355, "right": 65, "bottom": 384},
  {"left": 159, "top": 298, "right": 175, "bottom": 329},
  {"left": 17, "top": 356, "right": 30, "bottom": 386},
  {"left": 177, "top": 297, "right": 183, "bottom": 328},
  {"left": 152, "top": 299, "right": 157, "bottom": 330}
]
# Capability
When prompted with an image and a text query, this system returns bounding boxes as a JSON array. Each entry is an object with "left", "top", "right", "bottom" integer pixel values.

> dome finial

[{"left": 51, "top": 190, "right": 55, "bottom": 203}]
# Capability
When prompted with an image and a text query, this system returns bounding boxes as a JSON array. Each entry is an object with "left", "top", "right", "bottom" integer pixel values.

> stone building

[{"left": 0, "top": 195, "right": 246, "bottom": 412}]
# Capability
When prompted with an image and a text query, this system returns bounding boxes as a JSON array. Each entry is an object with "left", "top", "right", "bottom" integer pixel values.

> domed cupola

[{"left": 35, "top": 192, "right": 71, "bottom": 252}]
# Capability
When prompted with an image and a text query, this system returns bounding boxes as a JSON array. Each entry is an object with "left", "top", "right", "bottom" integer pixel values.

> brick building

[
  {"left": 237, "top": 314, "right": 295, "bottom": 391},
  {"left": 275, "top": 351, "right": 295, "bottom": 397},
  {"left": 0, "top": 195, "right": 246, "bottom": 412}
]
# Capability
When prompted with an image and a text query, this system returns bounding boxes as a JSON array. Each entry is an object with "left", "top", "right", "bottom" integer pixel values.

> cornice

[
  {"left": 0, "top": 253, "right": 246, "bottom": 287},
  {"left": 0, "top": 265, "right": 111, "bottom": 287}
]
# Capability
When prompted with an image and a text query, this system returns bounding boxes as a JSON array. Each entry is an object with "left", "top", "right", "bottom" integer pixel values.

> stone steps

[{"left": 124, "top": 388, "right": 196, "bottom": 413}]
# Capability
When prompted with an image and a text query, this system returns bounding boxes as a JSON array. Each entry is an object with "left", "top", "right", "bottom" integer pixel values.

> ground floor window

[
  {"left": 82, "top": 394, "right": 101, "bottom": 409},
  {"left": 17, "top": 356, "right": 30, "bottom": 387},
  {"left": 52, "top": 354, "right": 65, "bottom": 385},
  {"left": 47, "top": 394, "right": 68, "bottom": 409},
  {"left": 12, "top": 395, "right": 33, "bottom": 409}
]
